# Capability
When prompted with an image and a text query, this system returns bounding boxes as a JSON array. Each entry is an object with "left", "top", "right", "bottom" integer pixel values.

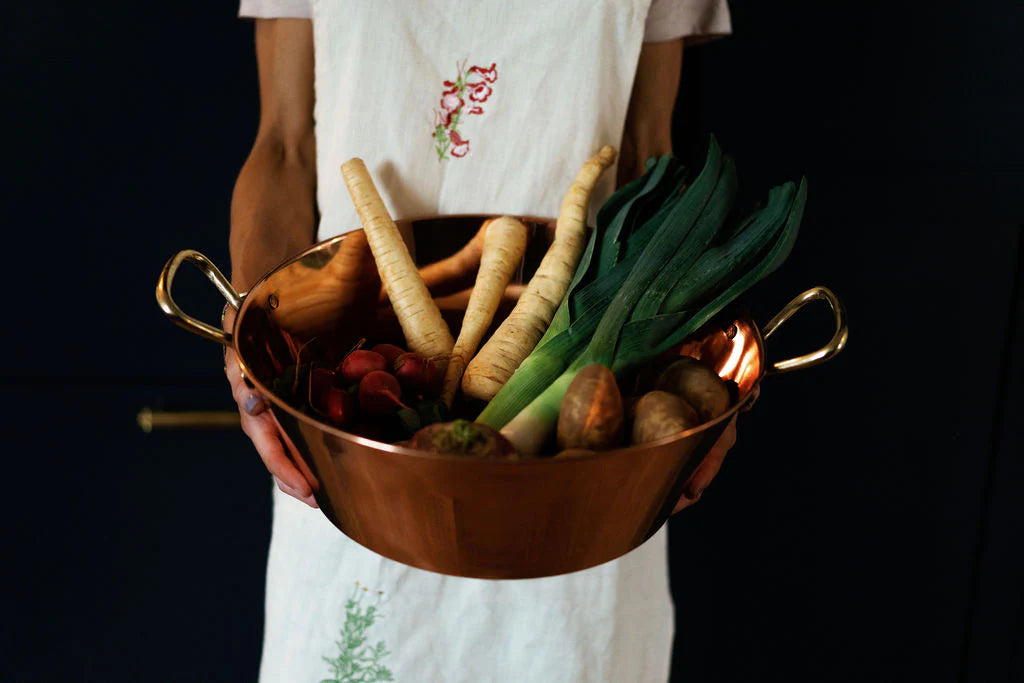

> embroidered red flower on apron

[{"left": 432, "top": 61, "right": 497, "bottom": 161}]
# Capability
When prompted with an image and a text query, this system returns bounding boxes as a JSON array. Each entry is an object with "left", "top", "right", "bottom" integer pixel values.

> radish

[
  {"left": 393, "top": 352, "right": 438, "bottom": 395},
  {"left": 358, "top": 370, "right": 405, "bottom": 415},
  {"left": 371, "top": 343, "right": 406, "bottom": 365},
  {"left": 325, "top": 387, "right": 356, "bottom": 426},
  {"left": 340, "top": 350, "right": 387, "bottom": 384},
  {"left": 310, "top": 368, "right": 336, "bottom": 410}
]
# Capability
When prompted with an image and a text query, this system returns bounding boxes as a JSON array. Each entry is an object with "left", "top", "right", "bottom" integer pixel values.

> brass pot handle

[
  {"left": 762, "top": 286, "right": 848, "bottom": 374},
  {"left": 156, "top": 250, "right": 242, "bottom": 347}
]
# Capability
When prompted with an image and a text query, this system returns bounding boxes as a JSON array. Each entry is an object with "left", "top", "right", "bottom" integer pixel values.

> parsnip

[
  {"left": 341, "top": 158, "right": 454, "bottom": 365},
  {"left": 440, "top": 216, "right": 528, "bottom": 407},
  {"left": 418, "top": 218, "right": 492, "bottom": 298},
  {"left": 462, "top": 145, "right": 616, "bottom": 401}
]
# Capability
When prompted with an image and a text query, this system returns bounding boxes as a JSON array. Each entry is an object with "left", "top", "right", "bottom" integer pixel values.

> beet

[
  {"left": 392, "top": 352, "right": 438, "bottom": 395},
  {"left": 371, "top": 343, "right": 406, "bottom": 365},
  {"left": 340, "top": 350, "right": 387, "bottom": 385},
  {"left": 358, "top": 370, "right": 404, "bottom": 415},
  {"left": 325, "top": 387, "right": 356, "bottom": 426}
]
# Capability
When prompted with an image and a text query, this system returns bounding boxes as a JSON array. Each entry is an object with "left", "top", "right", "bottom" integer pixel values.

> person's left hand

[{"left": 670, "top": 386, "right": 758, "bottom": 514}]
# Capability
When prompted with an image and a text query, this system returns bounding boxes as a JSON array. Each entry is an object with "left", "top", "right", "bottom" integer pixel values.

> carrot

[
  {"left": 440, "top": 216, "right": 529, "bottom": 407},
  {"left": 461, "top": 145, "right": 617, "bottom": 401},
  {"left": 340, "top": 158, "right": 454, "bottom": 365}
]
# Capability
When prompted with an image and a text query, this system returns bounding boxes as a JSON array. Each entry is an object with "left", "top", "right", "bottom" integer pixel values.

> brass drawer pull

[{"left": 137, "top": 408, "right": 240, "bottom": 433}]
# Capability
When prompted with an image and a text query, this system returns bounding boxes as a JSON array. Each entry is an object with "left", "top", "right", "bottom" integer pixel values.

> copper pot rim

[{"left": 232, "top": 223, "right": 766, "bottom": 465}]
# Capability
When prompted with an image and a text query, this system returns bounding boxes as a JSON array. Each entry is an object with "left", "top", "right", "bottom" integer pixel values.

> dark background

[{"left": 3, "top": 1, "right": 1021, "bottom": 681}]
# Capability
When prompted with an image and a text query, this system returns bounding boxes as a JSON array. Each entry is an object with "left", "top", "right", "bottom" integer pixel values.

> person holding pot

[{"left": 225, "top": 1, "right": 734, "bottom": 680}]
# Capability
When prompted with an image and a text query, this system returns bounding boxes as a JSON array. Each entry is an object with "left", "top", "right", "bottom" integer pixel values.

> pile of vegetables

[
  {"left": 270, "top": 339, "right": 449, "bottom": 442},
  {"left": 480, "top": 135, "right": 805, "bottom": 455},
  {"left": 266, "top": 136, "right": 806, "bottom": 459}
]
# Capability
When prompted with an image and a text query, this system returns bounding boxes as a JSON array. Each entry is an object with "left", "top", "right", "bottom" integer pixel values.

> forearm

[
  {"left": 618, "top": 39, "right": 683, "bottom": 185},
  {"left": 229, "top": 133, "right": 317, "bottom": 291}
]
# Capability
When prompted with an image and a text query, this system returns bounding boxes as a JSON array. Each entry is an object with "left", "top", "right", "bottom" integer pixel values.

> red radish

[
  {"left": 340, "top": 350, "right": 387, "bottom": 384},
  {"left": 310, "top": 368, "right": 336, "bottom": 409},
  {"left": 325, "top": 387, "right": 356, "bottom": 426},
  {"left": 371, "top": 343, "right": 406, "bottom": 365},
  {"left": 393, "top": 352, "right": 438, "bottom": 394},
  {"left": 358, "top": 370, "right": 405, "bottom": 415}
]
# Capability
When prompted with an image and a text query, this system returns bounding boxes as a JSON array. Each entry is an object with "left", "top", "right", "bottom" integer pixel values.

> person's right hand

[{"left": 223, "top": 306, "right": 318, "bottom": 508}]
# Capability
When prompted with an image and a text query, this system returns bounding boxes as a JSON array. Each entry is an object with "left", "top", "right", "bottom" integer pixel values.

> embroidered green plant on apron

[{"left": 321, "top": 582, "right": 393, "bottom": 683}]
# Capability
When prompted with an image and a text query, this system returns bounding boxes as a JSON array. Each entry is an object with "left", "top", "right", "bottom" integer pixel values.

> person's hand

[
  {"left": 222, "top": 305, "right": 318, "bottom": 508},
  {"left": 671, "top": 385, "right": 759, "bottom": 514}
]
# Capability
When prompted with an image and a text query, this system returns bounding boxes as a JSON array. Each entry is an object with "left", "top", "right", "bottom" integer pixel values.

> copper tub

[{"left": 157, "top": 216, "right": 848, "bottom": 580}]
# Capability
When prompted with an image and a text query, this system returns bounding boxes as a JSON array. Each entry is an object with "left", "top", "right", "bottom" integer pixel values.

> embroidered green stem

[
  {"left": 321, "top": 582, "right": 393, "bottom": 683},
  {"left": 433, "top": 66, "right": 472, "bottom": 161}
]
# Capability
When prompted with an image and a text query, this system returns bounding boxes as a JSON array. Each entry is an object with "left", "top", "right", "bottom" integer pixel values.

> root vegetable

[
  {"left": 358, "top": 370, "right": 405, "bottom": 415},
  {"left": 654, "top": 356, "right": 730, "bottom": 422},
  {"left": 325, "top": 387, "right": 356, "bottom": 426},
  {"left": 393, "top": 352, "right": 438, "bottom": 395},
  {"left": 632, "top": 390, "right": 700, "bottom": 444},
  {"left": 409, "top": 419, "right": 516, "bottom": 458},
  {"left": 462, "top": 146, "right": 617, "bottom": 401},
  {"left": 441, "top": 216, "right": 529, "bottom": 407},
  {"left": 310, "top": 368, "right": 336, "bottom": 408},
  {"left": 414, "top": 218, "right": 493, "bottom": 299},
  {"left": 340, "top": 350, "right": 388, "bottom": 384},
  {"left": 371, "top": 343, "right": 406, "bottom": 365},
  {"left": 556, "top": 364, "right": 623, "bottom": 451},
  {"left": 340, "top": 158, "right": 454, "bottom": 366}
]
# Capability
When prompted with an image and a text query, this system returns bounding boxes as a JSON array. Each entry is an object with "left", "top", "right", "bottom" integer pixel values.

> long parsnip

[
  {"left": 461, "top": 145, "right": 616, "bottom": 401},
  {"left": 440, "top": 216, "right": 528, "bottom": 407},
  {"left": 341, "top": 158, "right": 454, "bottom": 364}
]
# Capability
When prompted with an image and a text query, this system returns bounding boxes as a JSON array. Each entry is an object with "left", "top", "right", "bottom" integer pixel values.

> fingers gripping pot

[{"left": 157, "top": 216, "right": 848, "bottom": 580}]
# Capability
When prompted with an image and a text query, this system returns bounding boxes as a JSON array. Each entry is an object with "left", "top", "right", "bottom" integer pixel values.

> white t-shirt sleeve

[
  {"left": 238, "top": 0, "right": 311, "bottom": 19},
  {"left": 643, "top": 0, "right": 732, "bottom": 44}
]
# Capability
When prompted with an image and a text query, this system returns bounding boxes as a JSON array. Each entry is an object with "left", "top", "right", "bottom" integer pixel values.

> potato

[
  {"left": 654, "top": 356, "right": 731, "bottom": 422},
  {"left": 632, "top": 391, "right": 701, "bottom": 445},
  {"left": 557, "top": 364, "right": 624, "bottom": 451}
]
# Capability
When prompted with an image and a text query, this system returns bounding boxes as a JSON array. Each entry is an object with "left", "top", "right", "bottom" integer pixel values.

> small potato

[
  {"left": 632, "top": 390, "right": 701, "bottom": 445},
  {"left": 557, "top": 364, "right": 624, "bottom": 451},
  {"left": 654, "top": 357, "right": 731, "bottom": 422}
]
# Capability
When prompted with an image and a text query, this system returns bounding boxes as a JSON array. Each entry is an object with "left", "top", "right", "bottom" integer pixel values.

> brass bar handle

[
  {"left": 762, "top": 286, "right": 849, "bottom": 374},
  {"left": 137, "top": 408, "right": 241, "bottom": 433},
  {"left": 156, "top": 250, "right": 242, "bottom": 347}
]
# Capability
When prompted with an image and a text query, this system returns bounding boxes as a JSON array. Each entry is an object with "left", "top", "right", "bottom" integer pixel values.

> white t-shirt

[
  {"left": 236, "top": 3, "right": 731, "bottom": 682},
  {"left": 240, "top": 0, "right": 732, "bottom": 43}
]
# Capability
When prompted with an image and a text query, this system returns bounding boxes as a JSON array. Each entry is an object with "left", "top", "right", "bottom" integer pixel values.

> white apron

[{"left": 260, "top": 1, "right": 676, "bottom": 681}]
